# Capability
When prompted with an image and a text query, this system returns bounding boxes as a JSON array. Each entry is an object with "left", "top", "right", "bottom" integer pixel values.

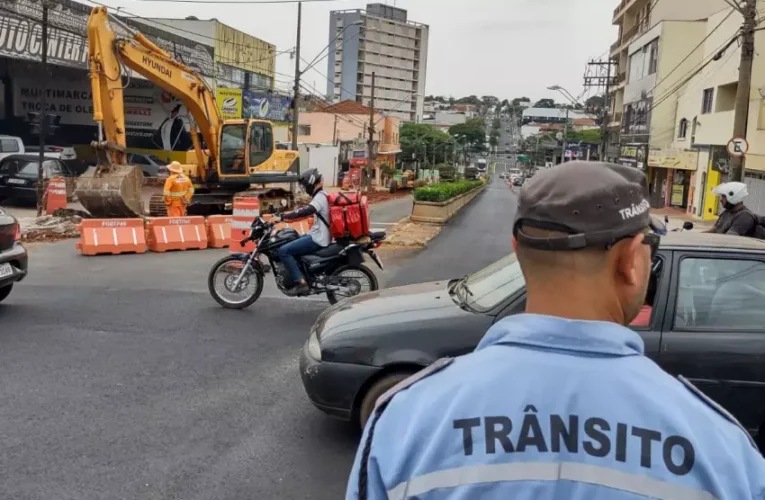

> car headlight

[{"left": 307, "top": 331, "right": 322, "bottom": 361}]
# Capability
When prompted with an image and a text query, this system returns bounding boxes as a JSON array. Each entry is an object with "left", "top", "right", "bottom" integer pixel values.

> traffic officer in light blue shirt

[{"left": 345, "top": 161, "right": 765, "bottom": 500}]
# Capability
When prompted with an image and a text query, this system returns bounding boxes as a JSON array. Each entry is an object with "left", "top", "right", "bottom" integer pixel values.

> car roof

[
  {"left": 0, "top": 154, "right": 60, "bottom": 161},
  {"left": 659, "top": 231, "right": 765, "bottom": 251}
]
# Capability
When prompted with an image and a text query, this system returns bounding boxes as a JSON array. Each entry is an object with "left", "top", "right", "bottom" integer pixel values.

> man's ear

[
  {"left": 511, "top": 235, "right": 519, "bottom": 253},
  {"left": 615, "top": 234, "right": 644, "bottom": 286}
]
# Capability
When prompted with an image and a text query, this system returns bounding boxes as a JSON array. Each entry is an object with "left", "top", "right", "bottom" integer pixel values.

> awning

[{"left": 378, "top": 149, "right": 402, "bottom": 155}]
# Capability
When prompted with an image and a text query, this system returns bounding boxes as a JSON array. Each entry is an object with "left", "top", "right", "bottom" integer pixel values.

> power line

[{"left": 133, "top": 0, "right": 343, "bottom": 3}]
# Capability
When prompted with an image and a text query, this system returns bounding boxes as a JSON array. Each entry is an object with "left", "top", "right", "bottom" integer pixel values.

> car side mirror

[{"left": 683, "top": 221, "right": 694, "bottom": 230}]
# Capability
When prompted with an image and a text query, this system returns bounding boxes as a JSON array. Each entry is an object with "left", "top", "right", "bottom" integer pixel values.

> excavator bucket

[{"left": 75, "top": 164, "right": 145, "bottom": 218}]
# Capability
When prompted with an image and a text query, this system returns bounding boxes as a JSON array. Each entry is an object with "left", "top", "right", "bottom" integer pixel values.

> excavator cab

[{"left": 218, "top": 120, "right": 299, "bottom": 185}]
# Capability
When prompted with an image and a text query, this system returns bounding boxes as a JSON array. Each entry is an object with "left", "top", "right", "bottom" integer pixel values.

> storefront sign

[
  {"left": 648, "top": 148, "right": 698, "bottom": 171},
  {"left": 0, "top": 0, "right": 214, "bottom": 76},
  {"left": 242, "top": 90, "right": 293, "bottom": 123},
  {"left": 619, "top": 143, "right": 647, "bottom": 170},
  {"left": 215, "top": 88, "right": 242, "bottom": 120},
  {"left": 214, "top": 22, "right": 275, "bottom": 79},
  {"left": 671, "top": 185, "right": 685, "bottom": 206},
  {"left": 13, "top": 78, "right": 189, "bottom": 131}
]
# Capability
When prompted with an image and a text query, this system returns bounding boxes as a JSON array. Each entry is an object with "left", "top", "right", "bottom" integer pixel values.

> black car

[
  {"left": 0, "top": 207, "right": 28, "bottom": 303},
  {"left": 300, "top": 232, "right": 765, "bottom": 452},
  {"left": 0, "top": 154, "right": 73, "bottom": 203}
]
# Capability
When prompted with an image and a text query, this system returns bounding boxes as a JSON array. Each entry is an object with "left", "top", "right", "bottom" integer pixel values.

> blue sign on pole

[{"left": 242, "top": 90, "right": 293, "bottom": 123}]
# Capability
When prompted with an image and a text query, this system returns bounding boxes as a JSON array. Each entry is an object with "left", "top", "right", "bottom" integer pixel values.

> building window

[
  {"left": 678, "top": 118, "right": 688, "bottom": 139},
  {"left": 648, "top": 39, "right": 659, "bottom": 75},
  {"left": 702, "top": 88, "right": 714, "bottom": 114},
  {"left": 298, "top": 124, "right": 311, "bottom": 136}
]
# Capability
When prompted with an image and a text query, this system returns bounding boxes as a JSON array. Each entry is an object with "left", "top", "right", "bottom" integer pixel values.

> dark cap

[{"left": 514, "top": 161, "right": 652, "bottom": 251}]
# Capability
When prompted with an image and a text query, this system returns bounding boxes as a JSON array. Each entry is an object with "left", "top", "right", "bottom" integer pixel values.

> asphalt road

[
  {"left": 389, "top": 174, "right": 517, "bottom": 287},
  {"left": 0, "top": 195, "right": 416, "bottom": 500}
]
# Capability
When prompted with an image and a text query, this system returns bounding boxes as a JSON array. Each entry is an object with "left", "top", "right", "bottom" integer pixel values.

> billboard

[
  {"left": 215, "top": 88, "right": 243, "bottom": 120},
  {"left": 214, "top": 23, "right": 275, "bottom": 79},
  {"left": 0, "top": 0, "right": 214, "bottom": 76},
  {"left": 242, "top": 90, "right": 293, "bottom": 123}
]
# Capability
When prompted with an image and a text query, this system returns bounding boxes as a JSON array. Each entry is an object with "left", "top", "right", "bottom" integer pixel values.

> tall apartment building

[
  {"left": 606, "top": 0, "right": 723, "bottom": 160},
  {"left": 327, "top": 3, "right": 429, "bottom": 122}
]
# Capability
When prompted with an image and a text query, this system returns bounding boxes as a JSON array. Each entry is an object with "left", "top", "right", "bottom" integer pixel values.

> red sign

[{"left": 349, "top": 158, "right": 367, "bottom": 167}]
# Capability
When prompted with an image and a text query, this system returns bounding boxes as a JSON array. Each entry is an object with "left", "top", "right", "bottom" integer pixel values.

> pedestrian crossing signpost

[{"left": 727, "top": 136, "right": 749, "bottom": 158}]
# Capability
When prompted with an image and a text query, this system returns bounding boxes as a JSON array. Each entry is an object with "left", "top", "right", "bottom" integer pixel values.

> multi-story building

[
  {"left": 327, "top": 3, "right": 429, "bottom": 123},
  {"left": 665, "top": 6, "right": 765, "bottom": 219},
  {"left": 607, "top": 0, "right": 723, "bottom": 161}
]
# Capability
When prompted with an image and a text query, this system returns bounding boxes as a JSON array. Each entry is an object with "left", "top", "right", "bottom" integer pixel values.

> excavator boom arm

[{"left": 87, "top": 6, "right": 220, "bottom": 172}]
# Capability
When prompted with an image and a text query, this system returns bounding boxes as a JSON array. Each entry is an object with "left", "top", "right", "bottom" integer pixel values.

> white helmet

[{"left": 712, "top": 182, "right": 748, "bottom": 205}]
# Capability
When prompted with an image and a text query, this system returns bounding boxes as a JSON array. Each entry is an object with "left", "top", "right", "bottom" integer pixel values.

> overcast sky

[{"left": 98, "top": 0, "right": 618, "bottom": 103}]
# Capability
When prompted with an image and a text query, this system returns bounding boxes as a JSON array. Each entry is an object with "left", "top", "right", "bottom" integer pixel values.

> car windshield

[
  {"left": 147, "top": 155, "right": 165, "bottom": 164},
  {"left": 459, "top": 253, "right": 525, "bottom": 312}
]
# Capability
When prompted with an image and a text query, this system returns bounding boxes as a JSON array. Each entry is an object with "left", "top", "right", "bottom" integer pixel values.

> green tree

[
  {"left": 492, "top": 118, "right": 501, "bottom": 130},
  {"left": 512, "top": 97, "right": 531, "bottom": 106},
  {"left": 585, "top": 95, "right": 605, "bottom": 109},
  {"left": 455, "top": 95, "right": 482, "bottom": 106},
  {"left": 400, "top": 123, "right": 455, "bottom": 166},
  {"left": 534, "top": 98, "right": 556, "bottom": 108},
  {"left": 449, "top": 118, "right": 487, "bottom": 162}
]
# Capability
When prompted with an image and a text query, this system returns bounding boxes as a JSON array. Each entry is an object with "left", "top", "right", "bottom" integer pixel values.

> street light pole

[
  {"left": 561, "top": 108, "right": 569, "bottom": 164},
  {"left": 37, "top": 1, "right": 50, "bottom": 216}
]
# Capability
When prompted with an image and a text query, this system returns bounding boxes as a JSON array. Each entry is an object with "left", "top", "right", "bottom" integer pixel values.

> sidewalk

[{"left": 651, "top": 207, "right": 714, "bottom": 232}]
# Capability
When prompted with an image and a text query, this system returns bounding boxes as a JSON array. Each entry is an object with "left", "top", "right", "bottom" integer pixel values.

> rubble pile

[{"left": 18, "top": 210, "right": 89, "bottom": 243}]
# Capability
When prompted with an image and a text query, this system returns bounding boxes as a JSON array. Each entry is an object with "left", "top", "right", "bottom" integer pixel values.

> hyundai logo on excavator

[{"left": 142, "top": 56, "right": 173, "bottom": 78}]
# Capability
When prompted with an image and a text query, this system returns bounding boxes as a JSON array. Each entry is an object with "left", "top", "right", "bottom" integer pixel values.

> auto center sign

[{"left": 0, "top": 0, "right": 214, "bottom": 75}]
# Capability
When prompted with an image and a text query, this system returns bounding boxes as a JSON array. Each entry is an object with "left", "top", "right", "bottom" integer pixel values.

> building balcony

[
  {"left": 608, "top": 112, "right": 623, "bottom": 128},
  {"left": 613, "top": 0, "right": 638, "bottom": 24},
  {"left": 609, "top": 22, "right": 642, "bottom": 57}
]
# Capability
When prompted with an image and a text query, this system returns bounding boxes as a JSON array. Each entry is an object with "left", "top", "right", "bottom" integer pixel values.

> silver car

[
  {"left": 25, "top": 144, "right": 77, "bottom": 161},
  {"left": 127, "top": 153, "right": 169, "bottom": 178}
]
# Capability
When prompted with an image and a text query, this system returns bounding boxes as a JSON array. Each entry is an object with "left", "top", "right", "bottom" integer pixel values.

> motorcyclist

[
  {"left": 705, "top": 182, "right": 757, "bottom": 236},
  {"left": 275, "top": 168, "right": 331, "bottom": 296}
]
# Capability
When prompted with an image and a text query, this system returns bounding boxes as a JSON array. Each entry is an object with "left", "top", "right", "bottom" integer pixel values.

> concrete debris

[
  {"left": 382, "top": 218, "right": 443, "bottom": 249},
  {"left": 18, "top": 214, "right": 83, "bottom": 243}
]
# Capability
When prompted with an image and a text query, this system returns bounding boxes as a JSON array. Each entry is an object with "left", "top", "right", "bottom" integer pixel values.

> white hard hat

[{"left": 711, "top": 182, "right": 748, "bottom": 204}]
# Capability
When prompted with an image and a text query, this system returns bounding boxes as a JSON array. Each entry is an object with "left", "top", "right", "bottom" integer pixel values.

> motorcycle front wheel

[
  {"left": 326, "top": 265, "right": 379, "bottom": 305},
  {"left": 208, "top": 255, "right": 264, "bottom": 309}
]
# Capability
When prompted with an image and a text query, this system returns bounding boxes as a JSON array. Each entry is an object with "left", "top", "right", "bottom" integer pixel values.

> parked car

[
  {"left": 127, "top": 152, "right": 169, "bottom": 178},
  {"left": 300, "top": 232, "right": 765, "bottom": 451},
  {"left": 0, "top": 135, "right": 24, "bottom": 162},
  {"left": 0, "top": 206, "right": 28, "bottom": 303},
  {"left": 25, "top": 144, "right": 77, "bottom": 161},
  {"left": 0, "top": 155, "right": 74, "bottom": 203}
]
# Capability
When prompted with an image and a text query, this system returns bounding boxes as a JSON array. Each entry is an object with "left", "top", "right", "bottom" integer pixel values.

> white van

[{"left": 0, "top": 136, "right": 24, "bottom": 162}]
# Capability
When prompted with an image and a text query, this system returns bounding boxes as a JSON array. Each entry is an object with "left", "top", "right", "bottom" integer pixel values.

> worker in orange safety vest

[{"left": 163, "top": 161, "right": 194, "bottom": 217}]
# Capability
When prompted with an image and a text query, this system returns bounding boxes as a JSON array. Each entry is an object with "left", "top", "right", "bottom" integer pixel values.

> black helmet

[{"left": 299, "top": 168, "right": 323, "bottom": 196}]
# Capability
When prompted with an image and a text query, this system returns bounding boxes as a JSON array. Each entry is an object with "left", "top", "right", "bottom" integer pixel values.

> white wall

[
  {"left": 138, "top": 19, "right": 216, "bottom": 47},
  {"left": 298, "top": 143, "right": 340, "bottom": 187}
]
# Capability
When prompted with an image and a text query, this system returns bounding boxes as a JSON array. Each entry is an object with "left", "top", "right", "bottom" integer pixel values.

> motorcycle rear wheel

[
  {"left": 208, "top": 255, "right": 264, "bottom": 309},
  {"left": 326, "top": 264, "right": 379, "bottom": 305}
]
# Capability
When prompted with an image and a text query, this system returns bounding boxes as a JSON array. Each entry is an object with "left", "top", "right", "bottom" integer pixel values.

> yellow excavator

[{"left": 76, "top": 6, "right": 300, "bottom": 218}]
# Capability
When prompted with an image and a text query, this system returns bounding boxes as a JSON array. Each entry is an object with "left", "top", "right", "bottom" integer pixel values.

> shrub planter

[{"left": 411, "top": 183, "right": 486, "bottom": 224}]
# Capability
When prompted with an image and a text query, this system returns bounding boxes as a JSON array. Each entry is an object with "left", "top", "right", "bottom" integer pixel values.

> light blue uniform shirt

[{"left": 346, "top": 314, "right": 765, "bottom": 500}]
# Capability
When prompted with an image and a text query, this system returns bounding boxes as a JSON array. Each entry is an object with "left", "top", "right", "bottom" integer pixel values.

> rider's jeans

[{"left": 278, "top": 235, "right": 322, "bottom": 285}]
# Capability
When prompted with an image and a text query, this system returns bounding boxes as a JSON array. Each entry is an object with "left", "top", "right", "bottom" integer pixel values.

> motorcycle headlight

[{"left": 307, "top": 331, "right": 322, "bottom": 361}]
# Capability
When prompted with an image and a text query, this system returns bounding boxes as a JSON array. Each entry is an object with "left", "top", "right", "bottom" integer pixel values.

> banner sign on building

[
  {"left": 0, "top": 0, "right": 214, "bottom": 76},
  {"left": 13, "top": 77, "right": 193, "bottom": 152},
  {"left": 242, "top": 90, "right": 293, "bottom": 123},
  {"left": 648, "top": 148, "right": 699, "bottom": 171},
  {"left": 215, "top": 88, "right": 243, "bottom": 120},
  {"left": 619, "top": 143, "right": 647, "bottom": 170}
]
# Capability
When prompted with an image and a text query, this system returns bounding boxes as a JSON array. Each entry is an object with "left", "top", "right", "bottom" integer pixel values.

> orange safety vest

[{"left": 163, "top": 174, "right": 194, "bottom": 207}]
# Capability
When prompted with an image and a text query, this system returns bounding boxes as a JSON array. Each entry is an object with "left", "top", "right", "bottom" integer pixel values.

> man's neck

[
  {"left": 525, "top": 289, "right": 625, "bottom": 325},
  {"left": 730, "top": 203, "right": 745, "bottom": 213}
]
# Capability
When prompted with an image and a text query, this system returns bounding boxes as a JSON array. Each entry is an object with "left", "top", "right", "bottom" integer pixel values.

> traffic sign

[{"left": 727, "top": 136, "right": 749, "bottom": 157}]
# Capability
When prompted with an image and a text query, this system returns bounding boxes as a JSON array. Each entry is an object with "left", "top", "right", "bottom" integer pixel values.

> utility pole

[
  {"left": 366, "top": 71, "right": 376, "bottom": 190},
  {"left": 290, "top": 2, "right": 302, "bottom": 152},
  {"left": 332, "top": 115, "right": 338, "bottom": 146},
  {"left": 561, "top": 108, "right": 569, "bottom": 164},
  {"left": 729, "top": 0, "right": 757, "bottom": 182},
  {"left": 584, "top": 58, "right": 617, "bottom": 161},
  {"left": 37, "top": 1, "right": 50, "bottom": 216}
]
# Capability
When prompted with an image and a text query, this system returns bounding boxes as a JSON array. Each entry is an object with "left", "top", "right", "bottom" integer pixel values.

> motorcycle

[
  {"left": 208, "top": 213, "right": 386, "bottom": 309},
  {"left": 663, "top": 215, "right": 694, "bottom": 233}
]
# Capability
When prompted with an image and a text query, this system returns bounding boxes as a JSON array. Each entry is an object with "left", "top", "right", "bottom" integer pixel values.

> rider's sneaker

[{"left": 285, "top": 282, "right": 310, "bottom": 297}]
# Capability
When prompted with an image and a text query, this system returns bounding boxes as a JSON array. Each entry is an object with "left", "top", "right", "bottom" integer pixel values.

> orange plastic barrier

[
  {"left": 230, "top": 196, "right": 261, "bottom": 253},
  {"left": 228, "top": 215, "right": 314, "bottom": 253},
  {"left": 146, "top": 217, "right": 208, "bottom": 252},
  {"left": 76, "top": 219, "right": 148, "bottom": 256},
  {"left": 206, "top": 215, "right": 232, "bottom": 248},
  {"left": 45, "top": 177, "right": 68, "bottom": 215}
]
